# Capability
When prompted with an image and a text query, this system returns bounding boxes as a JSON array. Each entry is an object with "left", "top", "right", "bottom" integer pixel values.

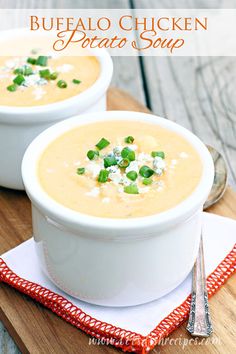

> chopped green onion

[
  {"left": 124, "top": 136, "right": 134, "bottom": 144},
  {"left": 98, "top": 169, "right": 109, "bottom": 183},
  {"left": 126, "top": 171, "right": 138, "bottom": 181},
  {"left": 87, "top": 150, "right": 99, "bottom": 160},
  {"left": 121, "top": 147, "right": 135, "bottom": 161},
  {"left": 50, "top": 72, "right": 58, "bottom": 80},
  {"left": 24, "top": 67, "right": 33, "bottom": 76},
  {"left": 151, "top": 151, "right": 165, "bottom": 159},
  {"left": 36, "top": 56, "right": 48, "bottom": 66},
  {"left": 39, "top": 69, "right": 51, "bottom": 79},
  {"left": 72, "top": 79, "right": 81, "bottom": 84},
  {"left": 139, "top": 165, "right": 155, "bottom": 178},
  {"left": 13, "top": 74, "right": 25, "bottom": 86},
  {"left": 13, "top": 68, "right": 24, "bottom": 75},
  {"left": 27, "top": 57, "right": 37, "bottom": 65},
  {"left": 57, "top": 80, "right": 67, "bottom": 88},
  {"left": 96, "top": 138, "right": 110, "bottom": 150},
  {"left": 7, "top": 84, "right": 17, "bottom": 92},
  {"left": 104, "top": 155, "right": 117, "bottom": 168},
  {"left": 77, "top": 167, "right": 85, "bottom": 175},
  {"left": 14, "top": 66, "right": 33, "bottom": 76},
  {"left": 142, "top": 178, "right": 153, "bottom": 185},
  {"left": 118, "top": 158, "right": 130, "bottom": 168},
  {"left": 124, "top": 184, "right": 139, "bottom": 194}
]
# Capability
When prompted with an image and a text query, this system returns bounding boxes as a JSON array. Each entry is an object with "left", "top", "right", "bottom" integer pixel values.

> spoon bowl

[{"left": 203, "top": 145, "right": 228, "bottom": 210}]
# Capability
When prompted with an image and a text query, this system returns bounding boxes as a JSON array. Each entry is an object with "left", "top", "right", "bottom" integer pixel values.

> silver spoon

[{"left": 186, "top": 145, "right": 227, "bottom": 337}]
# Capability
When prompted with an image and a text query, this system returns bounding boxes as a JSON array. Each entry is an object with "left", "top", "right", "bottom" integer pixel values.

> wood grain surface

[{"left": 0, "top": 87, "right": 235, "bottom": 354}]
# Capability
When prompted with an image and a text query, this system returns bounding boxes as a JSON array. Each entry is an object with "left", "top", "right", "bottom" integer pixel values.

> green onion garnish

[
  {"left": 72, "top": 79, "right": 81, "bottom": 84},
  {"left": 36, "top": 56, "right": 48, "bottom": 66},
  {"left": 87, "top": 150, "right": 99, "bottom": 160},
  {"left": 39, "top": 69, "right": 51, "bottom": 79},
  {"left": 124, "top": 184, "right": 139, "bottom": 194},
  {"left": 104, "top": 155, "right": 117, "bottom": 168},
  {"left": 124, "top": 136, "right": 134, "bottom": 144},
  {"left": 96, "top": 138, "right": 110, "bottom": 150},
  {"left": 14, "top": 66, "right": 33, "bottom": 76},
  {"left": 77, "top": 167, "right": 85, "bottom": 175},
  {"left": 57, "top": 80, "right": 67, "bottom": 88},
  {"left": 139, "top": 165, "right": 155, "bottom": 178},
  {"left": 121, "top": 147, "right": 135, "bottom": 161},
  {"left": 13, "top": 74, "right": 25, "bottom": 86},
  {"left": 7, "top": 84, "right": 17, "bottom": 92},
  {"left": 27, "top": 57, "right": 37, "bottom": 65},
  {"left": 13, "top": 68, "right": 23, "bottom": 75},
  {"left": 126, "top": 171, "right": 138, "bottom": 181},
  {"left": 142, "top": 178, "right": 153, "bottom": 185},
  {"left": 151, "top": 151, "right": 165, "bottom": 159},
  {"left": 98, "top": 169, "right": 109, "bottom": 183},
  {"left": 24, "top": 67, "right": 33, "bottom": 76},
  {"left": 118, "top": 158, "right": 130, "bottom": 168},
  {"left": 50, "top": 72, "right": 58, "bottom": 80}
]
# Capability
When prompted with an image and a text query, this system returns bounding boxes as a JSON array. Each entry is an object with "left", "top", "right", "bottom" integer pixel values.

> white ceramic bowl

[
  {"left": 22, "top": 111, "right": 214, "bottom": 307},
  {"left": 0, "top": 29, "right": 113, "bottom": 190}
]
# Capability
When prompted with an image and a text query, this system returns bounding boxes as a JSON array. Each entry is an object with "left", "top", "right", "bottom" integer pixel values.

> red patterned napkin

[{"left": 0, "top": 213, "right": 236, "bottom": 353}]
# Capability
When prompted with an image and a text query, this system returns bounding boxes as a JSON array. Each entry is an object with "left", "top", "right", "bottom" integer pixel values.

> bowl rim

[
  {"left": 0, "top": 28, "right": 113, "bottom": 122},
  {"left": 22, "top": 111, "right": 214, "bottom": 234}
]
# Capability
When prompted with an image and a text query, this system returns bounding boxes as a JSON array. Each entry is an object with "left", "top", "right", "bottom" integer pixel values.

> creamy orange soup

[
  {"left": 0, "top": 53, "right": 100, "bottom": 106},
  {"left": 38, "top": 121, "right": 203, "bottom": 218}
]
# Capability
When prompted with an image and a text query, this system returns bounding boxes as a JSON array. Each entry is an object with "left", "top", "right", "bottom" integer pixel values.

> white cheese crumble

[
  {"left": 102, "top": 197, "right": 110, "bottom": 203},
  {"left": 138, "top": 152, "right": 153, "bottom": 163},
  {"left": 128, "top": 144, "right": 138, "bottom": 151},
  {"left": 86, "top": 187, "right": 100, "bottom": 197},
  {"left": 156, "top": 180, "right": 165, "bottom": 191},
  {"left": 32, "top": 87, "right": 46, "bottom": 100},
  {"left": 121, "top": 176, "right": 131, "bottom": 186},
  {"left": 179, "top": 152, "right": 189, "bottom": 159},
  {"left": 24, "top": 74, "right": 47, "bottom": 88},
  {"left": 107, "top": 165, "right": 119, "bottom": 173},
  {"left": 56, "top": 64, "right": 74, "bottom": 73},
  {"left": 109, "top": 169, "right": 123, "bottom": 184},
  {"left": 139, "top": 187, "right": 150, "bottom": 194},
  {"left": 153, "top": 156, "right": 166, "bottom": 175},
  {"left": 113, "top": 146, "right": 123, "bottom": 156},
  {"left": 125, "top": 161, "right": 139, "bottom": 173},
  {"left": 86, "top": 162, "right": 102, "bottom": 178}
]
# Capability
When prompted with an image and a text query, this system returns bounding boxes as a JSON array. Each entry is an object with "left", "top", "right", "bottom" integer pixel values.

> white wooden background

[{"left": 0, "top": 0, "right": 236, "bottom": 352}]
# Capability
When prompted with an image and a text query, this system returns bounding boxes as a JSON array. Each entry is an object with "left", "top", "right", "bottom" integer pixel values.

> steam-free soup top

[
  {"left": 38, "top": 121, "right": 203, "bottom": 218},
  {"left": 0, "top": 52, "right": 100, "bottom": 106}
]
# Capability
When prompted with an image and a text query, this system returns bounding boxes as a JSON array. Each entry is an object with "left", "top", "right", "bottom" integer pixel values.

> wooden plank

[
  {"left": 132, "top": 0, "right": 236, "bottom": 189},
  {"left": 0, "top": 87, "right": 235, "bottom": 354}
]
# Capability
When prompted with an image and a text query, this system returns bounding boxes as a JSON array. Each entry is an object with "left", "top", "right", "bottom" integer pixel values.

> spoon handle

[{"left": 186, "top": 234, "right": 213, "bottom": 337}]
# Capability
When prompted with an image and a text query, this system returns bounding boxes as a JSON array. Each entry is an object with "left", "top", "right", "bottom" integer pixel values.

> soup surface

[
  {"left": 38, "top": 120, "right": 203, "bottom": 218},
  {"left": 0, "top": 53, "right": 100, "bottom": 106}
]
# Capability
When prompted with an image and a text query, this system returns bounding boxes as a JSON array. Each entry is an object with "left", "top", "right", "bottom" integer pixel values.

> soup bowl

[
  {"left": 22, "top": 111, "right": 214, "bottom": 306},
  {"left": 0, "top": 28, "right": 113, "bottom": 190}
]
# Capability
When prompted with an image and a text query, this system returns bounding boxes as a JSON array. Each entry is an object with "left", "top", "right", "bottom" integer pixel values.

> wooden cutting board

[{"left": 0, "top": 87, "right": 235, "bottom": 354}]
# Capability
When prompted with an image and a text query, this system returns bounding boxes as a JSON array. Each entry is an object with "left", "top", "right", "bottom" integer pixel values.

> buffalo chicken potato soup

[
  {"left": 38, "top": 121, "right": 203, "bottom": 218},
  {"left": 0, "top": 53, "right": 100, "bottom": 106}
]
